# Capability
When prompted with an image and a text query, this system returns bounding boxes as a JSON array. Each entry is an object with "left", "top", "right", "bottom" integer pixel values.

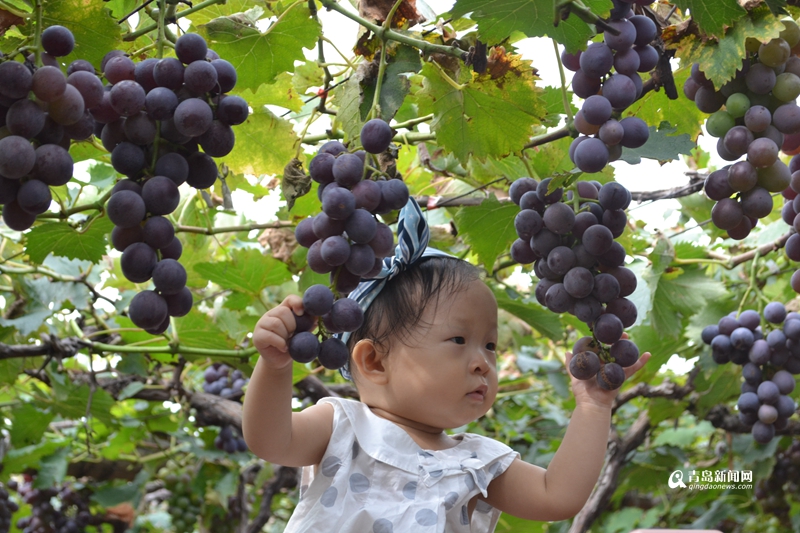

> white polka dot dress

[{"left": 283, "top": 397, "right": 520, "bottom": 533}]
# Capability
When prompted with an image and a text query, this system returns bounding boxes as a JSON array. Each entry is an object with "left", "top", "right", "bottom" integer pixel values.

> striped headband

[{"left": 335, "top": 197, "right": 454, "bottom": 380}]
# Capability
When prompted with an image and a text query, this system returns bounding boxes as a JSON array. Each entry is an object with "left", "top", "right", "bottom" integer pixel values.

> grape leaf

[
  {"left": 25, "top": 217, "right": 113, "bottom": 265},
  {"left": 672, "top": 8, "right": 784, "bottom": 88},
  {"left": 42, "top": 0, "right": 121, "bottom": 69},
  {"left": 194, "top": 248, "right": 292, "bottom": 294},
  {"left": 360, "top": 45, "right": 423, "bottom": 122},
  {"left": 173, "top": 309, "right": 237, "bottom": 352},
  {"left": 764, "top": 0, "right": 789, "bottom": 16},
  {"left": 186, "top": 0, "right": 267, "bottom": 27},
  {"left": 198, "top": 2, "right": 320, "bottom": 92},
  {"left": 334, "top": 74, "right": 367, "bottom": 145},
  {"left": 624, "top": 67, "right": 705, "bottom": 140},
  {"left": 453, "top": 194, "right": 518, "bottom": 273},
  {"left": 239, "top": 72, "right": 304, "bottom": 112},
  {"left": 671, "top": 0, "right": 746, "bottom": 37},
  {"left": 620, "top": 123, "right": 695, "bottom": 165},
  {"left": 450, "top": 0, "right": 612, "bottom": 54},
  {"left": 9, "top": 404, "right": 54, "bottom": 448},
  {"left": 415, "top": 56, "right": 546, "bottom": 164},
  {"left": 540, "top": 86, "right": 577, "bottom": 128},
  {"left": 493, "top": 289, "right": 563, "bottom": 340},
  {"left": 224, "top": 107, "right": 298, "bottom": 177}
]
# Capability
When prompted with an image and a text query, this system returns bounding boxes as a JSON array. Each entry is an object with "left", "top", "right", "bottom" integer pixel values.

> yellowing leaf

[{"left": 672, "top": 8, "right": 784, "bottom": 88}]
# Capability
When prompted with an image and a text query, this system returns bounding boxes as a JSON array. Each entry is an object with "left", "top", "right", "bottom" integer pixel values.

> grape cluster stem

[
  {"left": 318, "top": 0, "right": 468, "bottom": 61},
  {"left": 122, "top": 0, "right": 227, "bottom": 41}
]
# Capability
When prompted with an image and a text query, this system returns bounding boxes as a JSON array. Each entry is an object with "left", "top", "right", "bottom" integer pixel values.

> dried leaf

[
  {"left": 0, "top": 9, "right": 23, "bottom": 36},
  {"left": 258, "top": 227, "right": 298, "bottom": 263},
  {"left": 281, "top": 158, "right": 311, "bottom": 211},
  {"left": 358, "top": 0, "right": 425, "bottom": 27}
]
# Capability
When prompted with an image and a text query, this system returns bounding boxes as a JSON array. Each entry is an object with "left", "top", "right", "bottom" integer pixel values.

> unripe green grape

[
  {"left": 759, "top": 38, "right": 791, "bottom": 68},
  {"left": 706, "top": 110, "right": 735, "bottom": 138},
  {"left": 746, "top": 37, "right": 762, "bottom": 54},
  {"left": 780, "top": 19, "right": 800, "bottom": 48},
  {"left": 725, "top": 93, "right": 750, "bottom": 118},
  {"left": 773, "top": 72, "right": 800, "bottom": 102}
]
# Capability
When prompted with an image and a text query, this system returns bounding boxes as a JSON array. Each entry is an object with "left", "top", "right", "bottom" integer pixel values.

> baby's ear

[{"left": 351, "top": 339, "right": 388, "bottom": 385}]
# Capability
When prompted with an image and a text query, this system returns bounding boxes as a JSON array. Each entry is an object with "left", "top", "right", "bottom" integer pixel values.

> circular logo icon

[{"left": 668, "top": 470, "right": 687, "bottom": 489}]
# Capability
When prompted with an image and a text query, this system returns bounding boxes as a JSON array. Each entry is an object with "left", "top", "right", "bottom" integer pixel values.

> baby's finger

[
  {"left": 253, "top": 328, "right": 290, "bottom": 353},
  {"left": 256, "top": 312, "right": 293, "bottom": 341},
  {"left": 623, "top": 351, "right": 651, "bottom": 378},
  {"left": 281, "top": 295, "right": 305, "bottom": 317}
]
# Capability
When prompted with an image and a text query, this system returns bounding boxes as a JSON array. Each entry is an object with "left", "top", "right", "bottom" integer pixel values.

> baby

[{"left": 243, "top": 199, "right": 650, "bottom": 532}]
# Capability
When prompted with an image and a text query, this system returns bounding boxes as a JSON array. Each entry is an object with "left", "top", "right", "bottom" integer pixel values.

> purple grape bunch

[
  {"left": 0, "top": 25, "right": 84, "bottom": 231},
  {"left": 289, "top": 119, "right": 405, "bottom": 369},
  {"left": 204, "top": 363, "right": 249, "bottom": 453},
  {"left": 702, "top": 302, "right": 799, "bottom": 444},
  {"left": 509, "top": 176, "right": 640, "bottom": 390},
  {"left": 564, "top": 5, "right": 657, "bottom": 174},
  {"left": 776, "top": 152, "right": 800, "bottom": 295},
  {"left": 685, "top": 24, "right": 800, "bottom": 238},
  {"left": 101, "top": 33, "right": 249, "bottom": 333}
]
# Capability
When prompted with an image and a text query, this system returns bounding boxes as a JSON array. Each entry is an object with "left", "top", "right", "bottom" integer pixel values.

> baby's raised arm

[
  {"left": 242, "top": 295, "right": 334, "bottom": 467},
  {"left": 483, "top": 348, "right": 651, "bottom": 522}
]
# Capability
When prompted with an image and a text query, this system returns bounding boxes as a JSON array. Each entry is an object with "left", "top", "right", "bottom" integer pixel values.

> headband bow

[{"left": 336, "top": 197, "right": 454, "bottom": 380}]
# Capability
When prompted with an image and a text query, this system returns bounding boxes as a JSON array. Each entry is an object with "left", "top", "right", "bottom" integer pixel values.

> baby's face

[{"left": 384, "top": 279, "right": 499, "bottom": 430}]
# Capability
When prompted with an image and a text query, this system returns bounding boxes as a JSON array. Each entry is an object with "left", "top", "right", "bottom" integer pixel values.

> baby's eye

[
  {"left": 486, "top": 342, "right": 497, "bottom": 351},
  {"left": 450, "top": 337, "right": 466, "bottom": 345}
]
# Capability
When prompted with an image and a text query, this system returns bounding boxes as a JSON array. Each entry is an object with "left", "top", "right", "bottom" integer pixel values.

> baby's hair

[{"left": 345, "top": 256, "right": 482, "bottom": 380}]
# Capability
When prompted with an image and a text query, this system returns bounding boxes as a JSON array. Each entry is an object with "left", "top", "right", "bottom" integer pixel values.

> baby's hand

[
  {"left": 564, "top": 334, "right": 651, "bottom": 410},
  {"left": 253, "top": 295, "right": 310, "bottom": 370}
]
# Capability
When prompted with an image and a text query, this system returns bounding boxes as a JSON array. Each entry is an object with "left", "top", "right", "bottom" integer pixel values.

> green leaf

[
  {"left": 453, "top": 194, "right": 518, "bottom": 273},
  {"left": 2, "top": 440, "right": 69, "bottom": 479},
  {"left": 35, "top": 447, "right": 70, "bottom": 489},
  {"left": 672, "top": 0, "right": 746, "bottom": 37},
  {"left": 764, "top": 0, "right": 789, "bottom": 16},
  {"left": 42, "top": 0, "right": 121, "bottom": 69},
  {"left": 50, "top": 385, "right": 116, "bottom": 428},
  {"left": 360, "top": 45, "right": 423, "bottom": 123},
  {"left": 415, "top": 58, "right": 546, "bottom": 164},
  {"left": 540, "top": 86, "right": 576, "bottom": 128},
  {"left": 26, "top": 217, "right": 113, "bottom": 265},
  {"left": 451, "top": 0, "right": 613, "bottom": 53},
  {"left": 224, "top": 107, "right": 299, "bottom": 177},
  {"left": 652, "top": 420, "right": 715, "bottom": 447},
  {"left": 173, "top": 309, "right": 237, "bottom": 351},
  {"left": 238, "top": 72, "right": 304, "bottom": 112},
  {"left": 186, "top": 0, "right": 267, "bottom": 27},
  {"left": 624, "top": 67, "right": 706, "bottom": 140},
  {"left": 651, "top": 267, "right": 727, "bottom": 339},
  {"left": 494, "top": 289, "right": 563, "bottom": 340},
  {"left": 334, "top": 74, "right": 367, "bottom": 145},
  {"left": 194, "top": 248, "right": 292, "bottom": 294},
  {"left": 673, "top": 7, "right": 784, "bottom": 88},
  {"left": 9, "top": 404, "right": 54, "bottom": 448},
  {"left": 620, "top": 123, "right": 695, "bottom": 165},
  {"left": 198, "top": 2, "right": 320, "bottom": 92}
]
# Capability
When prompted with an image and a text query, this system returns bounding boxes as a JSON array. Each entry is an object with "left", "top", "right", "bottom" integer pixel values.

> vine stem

[
  {"left": 302, "top": 130, "right": 435, "bottom": 145},
  {"left": 122, "top": 0, "right": 227, "bottom": 41},
  {"left": 318, "top": 0, "right": 467, "bottom": 61},
  {"left": 430, "top": 59, "right": 465, "bottom": 91},
  {"left": 82, "top": 339, "right": 259, "bottom": 358},
  {"left": 393, "top": 113, "right": 434, "bottom": 130},
  {"left": 552, "top": 38, "right": 573, "bottom": 122},
  {"left": 320, "top": 36, "right": 357, "bottom": 70},
  {"left": 156, "top": 0, "right": 167, "bottom": 59},
  {"left": 33, "top": 0, "right": 43, "bottom": 67},
  {"left": 368, "top": 0, "right": 405, "bottom": 121},
  {"left": 738, "top": 251, "right": 761, "bottom": 316}
]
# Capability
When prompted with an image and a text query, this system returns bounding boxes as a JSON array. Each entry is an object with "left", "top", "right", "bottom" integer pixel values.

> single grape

[
  {"left": 318, "top": 337, "right": 350, "bottom": 369},
  {"left": 41, "top": 25, "right": 75, "bottom": 57},
  {"left": 129, "top": 290, "right": 168, "bottom": 330},
  {"left": 303, "top": 284, "right": 334, "bottom": 316},
  {"left": 569, "top": 351, "right": 601, "bottom": 380},
  {"left": 609, "top": 339, "right": 639, "bottom": 367},
  {"left": 360, "top": 119, "right": 393, "bottom": 154},
  {"left": 288, "top": 331, "right": 319, "bottom": 363},
  {"left": 596, "top": 362, "right": 626, "bottom": 390}
]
